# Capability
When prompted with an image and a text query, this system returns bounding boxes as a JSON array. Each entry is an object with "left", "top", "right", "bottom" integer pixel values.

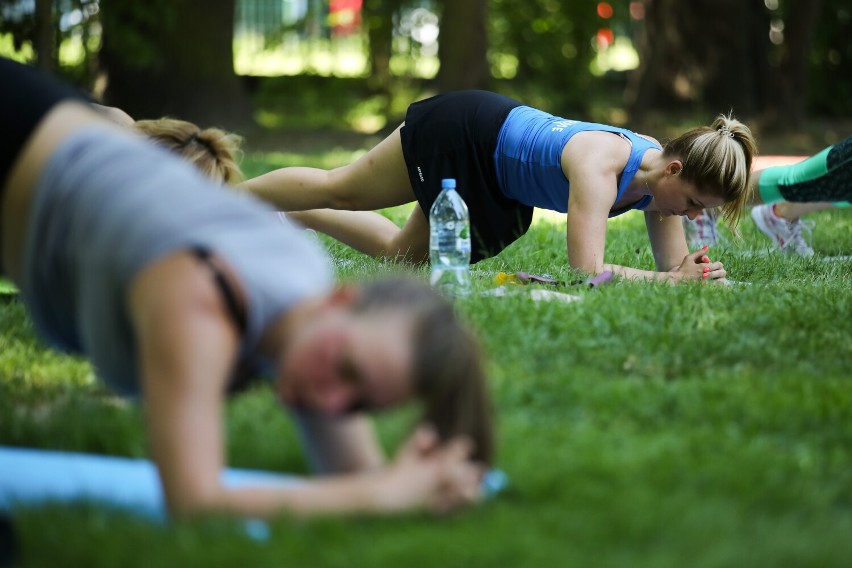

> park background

[
  {"left": 1, "top": 1, "right": 852, "bottom": 566},
  {"left": 2, "top": 0, "right": 851, "bottom": 147}
]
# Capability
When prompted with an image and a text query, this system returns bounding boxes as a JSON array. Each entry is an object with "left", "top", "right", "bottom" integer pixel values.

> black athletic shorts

[
  {"left": 399, "top": 90, "right": 533, "bottom": 263},
  {"left": 0, "top": 58, "right": 88, "bottom": 191},
  {"left": 0, "top": 58, "right": 89, "bottom": 275}
]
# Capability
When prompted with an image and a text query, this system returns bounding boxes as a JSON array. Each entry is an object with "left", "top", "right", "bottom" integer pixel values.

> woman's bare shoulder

[
  {"left": 637, "top": 133, "right": 661, "bottom": 147},
  {"left": 563, "top": 130, "right": 631, "bottom": 174}
]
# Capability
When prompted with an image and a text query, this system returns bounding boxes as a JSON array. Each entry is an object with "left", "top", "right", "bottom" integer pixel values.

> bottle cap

[{"left": 441, "top": 178, "right": 456, "bottom": 190}]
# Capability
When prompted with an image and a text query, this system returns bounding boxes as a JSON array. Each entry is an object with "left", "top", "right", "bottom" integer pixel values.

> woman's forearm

[
  {"left": 602, "top": 263, "right": 679, "bottom": 283},
  {"left": 202, "top": 472, "right": 397, "bottom": 519},
  {"left": 174, "top": 428, "right": 484, "bottom": 519}
]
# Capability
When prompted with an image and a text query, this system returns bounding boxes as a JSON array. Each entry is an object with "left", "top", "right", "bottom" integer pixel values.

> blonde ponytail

[
  {"left": 132, "top": 118, "right": 244, "bottom": 184},
  {"left": 664, "top": 114, "right": 758, "bottom": 228}
]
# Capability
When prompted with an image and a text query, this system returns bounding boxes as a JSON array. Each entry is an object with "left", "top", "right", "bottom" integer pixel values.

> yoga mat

[
  {"left": 0, "top": 446, "right": 300, "bottom": 524},
  {"left": 0, "top": 446, "right": 507, "bottom": 532}
]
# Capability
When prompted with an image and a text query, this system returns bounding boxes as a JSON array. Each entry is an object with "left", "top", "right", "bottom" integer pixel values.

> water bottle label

[{"left": 437, "top": 228, "right": 456, "bottom": 250}]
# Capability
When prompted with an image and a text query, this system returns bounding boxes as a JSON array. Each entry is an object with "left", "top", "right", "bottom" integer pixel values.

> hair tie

[
  {"left": 718, "top": 125, "right": 734, "bottom": 138},
  {"left": 187, "top": 131, "right": 214, "bottom": 152}
]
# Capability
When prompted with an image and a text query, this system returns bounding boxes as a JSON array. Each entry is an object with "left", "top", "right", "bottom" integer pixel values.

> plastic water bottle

[{"left": 429, "top": 178, "right": 471, "bottom": 297}]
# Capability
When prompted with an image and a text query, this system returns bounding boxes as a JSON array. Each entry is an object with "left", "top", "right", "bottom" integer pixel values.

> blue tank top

[{"left": 493, "top": 106, "right": 660, "bottom": 215}]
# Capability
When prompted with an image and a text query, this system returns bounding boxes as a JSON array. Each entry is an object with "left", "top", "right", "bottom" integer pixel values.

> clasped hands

[
  {"left": 673, "top": 245, "right": 727, "bottom": 282},
  {"left": 373, "top": 425, "right": 485, "bottom": 515}
]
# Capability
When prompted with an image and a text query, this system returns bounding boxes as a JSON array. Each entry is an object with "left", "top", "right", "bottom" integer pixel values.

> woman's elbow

[{"left": 163, "top": 483, "right": 225, "bottom": 519}]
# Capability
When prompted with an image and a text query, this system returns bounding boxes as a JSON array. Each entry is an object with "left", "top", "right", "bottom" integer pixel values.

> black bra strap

[{"left": 189, "top": 246, "right": 247, "bottom": 333}]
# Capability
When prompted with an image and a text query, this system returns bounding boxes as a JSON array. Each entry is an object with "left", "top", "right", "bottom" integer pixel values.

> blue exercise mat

[
  {"left": 0, "top": 446, "right": 301, "bottom": 524},
  {"left": 0, "top": 446, "right": 508, "bottom": 531}
]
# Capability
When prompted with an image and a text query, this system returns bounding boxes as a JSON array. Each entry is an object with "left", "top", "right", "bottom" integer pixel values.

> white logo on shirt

[
  {"left": 551, "top": 120, "right": 578, "bottom": 133},
  {"left": 417, "top": 166, "right": 425, "bottom": 182}
]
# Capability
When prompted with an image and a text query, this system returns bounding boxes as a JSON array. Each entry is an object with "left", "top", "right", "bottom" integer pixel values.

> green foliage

[
  {"left": 808, "top": 0, "right": 852, "bottom": 116},
  {"left": 488, "top": 0, "right": 603, "bottom": 111},
  {"left": 99, "top": 0, "right": 177, "bottom": 70},
  {"left": 250, "top": 74, "right": 421, "bottom": 132},
  {"left": 0, "top": 0, "right": 37, "bottom": 52},
  {"left": 2, "top": 151, "right": 852, "bottom": 565},
  {"left": 0, "top": 0, "right": 100, "bottom": 84}
]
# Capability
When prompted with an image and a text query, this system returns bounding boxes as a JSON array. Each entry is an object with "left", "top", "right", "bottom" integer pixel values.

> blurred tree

[
  {"left": 434, "top": 0, "right": 489, "bottom": 91},
  {"left": 627, "top": 0, "right": 849, "bottom": 128},
  {"left": 627, "top": 0, "right": 771, "bottom": 121},
  {"left": 488, "top": 0, "right": 598, "bottom": 113},
  {"left": 4, "top": 0, "right": 846, "bottom": 130},
  {"left": 33, "top": 0, "right": 54, "bottom": 70},
  {"left": 0, "top": 0, "right": 100, "bottom": 83},
  {"left": 0, "top": 0, "right": 55, "bottom": 70},
  {"left": 364, "top": 0, "right": 402, "bottom": 90},
  {"left": 807, "top": 0, "right": 852, "bottom": 118},
  {"left": 100, "top": 0, "right": 253, "bottom": 129},
  {"left": 771, "top": 0, "right": 823, "bottom": 128}
]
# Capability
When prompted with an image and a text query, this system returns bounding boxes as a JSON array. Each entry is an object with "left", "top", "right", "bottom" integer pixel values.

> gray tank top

[{"left": 22, "top": 127, "right": 333, "bottom": 396}]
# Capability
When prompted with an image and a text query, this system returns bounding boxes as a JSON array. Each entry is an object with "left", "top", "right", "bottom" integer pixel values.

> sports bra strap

[{"left": 189, "top": 246, "right": 247, "bottom": 334}]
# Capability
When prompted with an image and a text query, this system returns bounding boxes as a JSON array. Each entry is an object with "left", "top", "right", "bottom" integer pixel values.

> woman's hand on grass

[
  {"left": 672, "top": 246, "right": 727, "bottom": 282},
  {"left": 374, "top": 425, "right": 484, "bottom": 515}
]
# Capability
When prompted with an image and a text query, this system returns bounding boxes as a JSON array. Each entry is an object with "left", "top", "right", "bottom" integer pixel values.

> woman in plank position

[
  {"left": 243, "top": 90, "right": 759, "bottom": 283},
  {"left": 0, "top": 57, "right": 491, "bottom": 519}
]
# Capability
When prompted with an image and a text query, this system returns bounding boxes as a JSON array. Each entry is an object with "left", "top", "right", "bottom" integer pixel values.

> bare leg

[
  {"left": 289, "top": 207, "right": 430, "bottom": 264},
  {"left": 241, "top": 125, "right": 415, "bottom": 212},
  {"left": 773, "top": 202, "right": 835, "bottom": 220},
  {"left": 748, "top": 170, "right": 767, "bottom": 206},
  {"left": 749, "top": 136, "right": 852, "bottom": 205},
  {"left": 748, "top": 157, "right": 810, "bottom": 206}
]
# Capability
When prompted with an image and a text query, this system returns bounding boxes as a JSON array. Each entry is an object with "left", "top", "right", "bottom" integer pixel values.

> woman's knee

[{"left": 388, "top": 231, "right": 429, "bottom": 263}]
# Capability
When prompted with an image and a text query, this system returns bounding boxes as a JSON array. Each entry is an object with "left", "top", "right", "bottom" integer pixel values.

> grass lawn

[{"left": 2, "top": 147, "right": 851, "bottom": 567}]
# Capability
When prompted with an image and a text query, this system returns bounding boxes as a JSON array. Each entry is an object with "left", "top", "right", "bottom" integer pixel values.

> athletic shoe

[
  {"left": 750, "top": 204, "right": 815, "bottom": 257},
  {"left": 682, "top": 209, "right": 720, "bottom": 248}
]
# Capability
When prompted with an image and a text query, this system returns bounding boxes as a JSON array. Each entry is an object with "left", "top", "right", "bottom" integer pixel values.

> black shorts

[
  {"left": 0, "top": 58, "right": 88, "bottom": 191},
  {"left": 0, "top": 58, "right": 89, "bottom": 275},
  {"left": 400, "top": 90, "right": 533, "bottom": 262}
]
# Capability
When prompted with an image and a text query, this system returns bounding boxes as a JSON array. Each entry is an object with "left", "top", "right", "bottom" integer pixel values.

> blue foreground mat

[
  {"left": 0, "top": 446, "right": 300, "bottom": 524},
  {"left": 0, "top": 446, "right": 508, "bottom": 535}
]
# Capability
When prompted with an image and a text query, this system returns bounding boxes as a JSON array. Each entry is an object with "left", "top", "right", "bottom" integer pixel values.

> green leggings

[{"left": 758, "top": 135, "right": 852, "bottom": 207}]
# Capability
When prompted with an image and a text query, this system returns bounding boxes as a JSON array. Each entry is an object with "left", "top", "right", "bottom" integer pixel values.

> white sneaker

[
  {"left": 682, "top": 209, "right": 720, "bottom": 249},
  {"left": 750, "top": 204, "right": 815, "bottom": 257}
]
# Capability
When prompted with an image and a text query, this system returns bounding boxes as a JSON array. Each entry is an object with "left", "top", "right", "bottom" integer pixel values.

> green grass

[{"left": 2, "top": 148, "right": 852, "bottom": 567}]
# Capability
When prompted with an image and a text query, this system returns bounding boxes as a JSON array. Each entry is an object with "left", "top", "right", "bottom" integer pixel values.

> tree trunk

[
  {"left": 702, "top": 1, "right": 770, "bottom": 117},
  {"left": 33, "top": 0, "right": 54, "bottom": 71},
  {"left": 364, "top": 0, "right": 401, "bottom": 91},
  {"left": 434, "top": 0, "right": 489, "bottom": 91},
  {"left": 101, "top": 0, "right": 252, "bottom": 130},
  {"left": 774, "top": 0, "right": 823, "bottom": 129},
  {"left": 626, "top": 0, "right": 668, "bottom": 122},
  {"left": 628, "top": 0, "right": 773, "bottom": 122}
]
